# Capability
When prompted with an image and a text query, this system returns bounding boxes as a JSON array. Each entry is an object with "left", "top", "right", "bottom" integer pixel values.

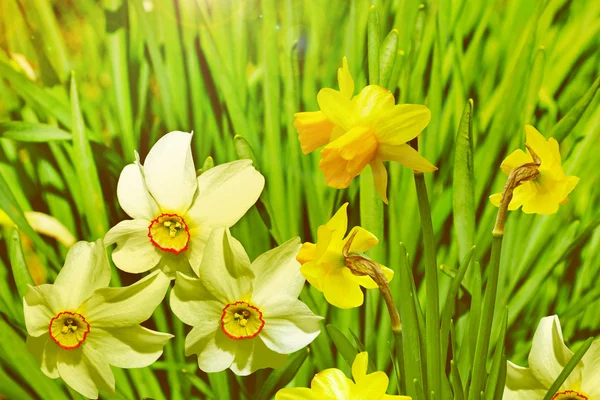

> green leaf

[
  {"left": 0, "top": 122, "right": 72, "bottom": 142},
  {"left": 441, "top": 246, "right": 475, "bottom": 367},
  {"left": 379, "top": 29, "right": 399, "bottom": 88},
  {"left": 551, "top": 75, "right": 600, "bottom": 142},
  {"left": 397, "top": 243, "right": 424, "bottom": 398},
  {"left": 542, "top": 336, "right": 594, "bottom": 400},
  {"left": 367, "top": 5, "right": 380, "bottom": 85},
  {"left": 8, "top": 228, "right": 34, "bottom": 299},
  {"left": 256, "top": 348, "right": 309, "bottom": 400},
  {"left": 348, "top": 328, "right": 376, "bottom": 373},
  {"left": 182, "top": 370, "right": 216, "bottom": 399},
  {"left": 70, "top": 73, "right": 109, "bottom": 239},
  {"left": 450, "top": 360, "right": 465, "bottom": 400},
  {"left": 453, "top": 99, "right": 475, "bottom": 261},
  {"left": 326, "top": 324, "right": 358, "bottom": 368},
  {"left": 0, "top": 172, "right": 60, "bottom": 269},
  {"left": 485, "top": 308, "right": 508, "bottom": 399}
]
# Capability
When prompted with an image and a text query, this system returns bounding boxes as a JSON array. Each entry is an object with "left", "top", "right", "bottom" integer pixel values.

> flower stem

[{"left": 413, "top": 171, "right": 440, "bottom": 398}]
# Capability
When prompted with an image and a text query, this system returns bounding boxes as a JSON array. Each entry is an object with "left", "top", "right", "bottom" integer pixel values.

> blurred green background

[{"left": 0, "top": 0, "right": 599, "bottom": 398}]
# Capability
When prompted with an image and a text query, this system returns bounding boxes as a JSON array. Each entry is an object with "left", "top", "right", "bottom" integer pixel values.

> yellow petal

[
  {"left": 381, "top": 265, "right": 394, "bottom": 283},
  {"left": 353, "top": 371, "right": 389, "bottom": 400},
  {"left": 317, "top": 88, "right": 354, "bottom": 131},
  {"left": 297, "top": 242, "right": 317, "bottom": 264},
  {"left": 276, "top": 387, "right": 320, "bottom": 400},
  {"left": 338, "top": 57, "right": 354, "bottom": 99},
  {"left": 319, "top": 126, "right": 378, "bottom": 188},
  {"left": 344, "top": 226, "right": 379, "bottom": 253},
  {"left": 377, "top": 143, "right": 437, "bottom": 172},
  {"left": 369, "top": 159, "right": 389, "bottom": 204},
  {"left": 561, "top": 175, "right": 580, "bottom": 200},
  {"left": 525, "top": 125, "right": 552, "bottom": 163},
  {"left": 323, "top": 267, "right": 364, "bottom": 308},
  {"left": 547, "top": 137, "right": 562, "bottom": 165},
  {"left": 312, "top": 368, "right": 353, "bottom": 398},
  {"left": 500, "top": 149, "right": 532, "bottom": 175},
  {"left": 294, "top": 111, "right": 335, "bottom": 154},
  {"left": 489, "top": 192, "right": 502, "bottom": 207},
  {"left": 326, "top": 203, "right": 349, "bottom": 242},
  {"left": 300, "top": 261, "right": 327, "bottom": 291},
  {"left": 351, "top": 352, "right": 369, "bottom": 382},
  {"left": 316, "top": 225, "right": 335, "bottom": 256},
  {"left": 374, "top": 104, "right": 431, "bottom": 146},
  {"left": 352, "top": 85, "right": 395, "bottom": 120}
]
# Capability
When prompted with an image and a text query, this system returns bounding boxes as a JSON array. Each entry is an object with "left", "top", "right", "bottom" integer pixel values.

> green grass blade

[
  {"left": 8, "top": 228, "right": 34, "bottom": 299},
  {"left": 326, "top": 324, "right": 359, "bottom": 368},
  {"left": 256, "top": 348, "right": 310, "bottom": 400},
  {"left": 551, "top": 75, "right": 600, "bottom": 142},
  {"left": 368, "top": 5, "right": 381, "bottom": 85},
  {"left": 485, "top": 308, "right": 508, "bottom": 399},
  {"left": 379, "top": 29, "right": 399, "bottom": 88},
  {"left": 0, "top": 122, "right": 73, "bottom": 142},
  {"left": 70, "top": 73, "right": 108, "bottom": 239},
  {"left": 452, "top": 99, "right": 475, "bottom": 260}
]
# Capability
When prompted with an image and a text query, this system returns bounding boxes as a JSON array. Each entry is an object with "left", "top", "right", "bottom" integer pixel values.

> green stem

[
  {"left": 414, "top": 172, "right": 440, "bottom": 398},
  {"left": 393, "top": 330, "right": 407, "bottom": 395},
  {"left": 467, "top": 234, "right": 503, "bottom": 399}
]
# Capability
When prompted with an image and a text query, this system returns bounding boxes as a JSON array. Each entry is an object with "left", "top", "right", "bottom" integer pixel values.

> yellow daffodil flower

[
  {"left": 276, "top": 351, "right": 410, "bottom": 399},
  {"left": 490, "top": 125, "right": 579, "bottom": 215},
  {"left": 297, "top": 203, "right": 393, "bottom": 309},
  {"left": 504, "top": 315, "right": 600, "bottom": 399},
  {"left": 105, "top": 131, "right": 265, "bottom": 279},
  {"left": 294, "top": 57, "right": 436, "bottom": 203},
  {"left": 23, "top": 239, "right": 172, "bottom": 399},
  {"left": 170, "top": 227, "right": 322, "bottom": 376}
]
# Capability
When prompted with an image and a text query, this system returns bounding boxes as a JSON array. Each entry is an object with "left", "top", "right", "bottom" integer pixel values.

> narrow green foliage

[
  {"left": 468, "top": 236, "right": 503, "bottom": 399},
  {"left": 326, "top": 324, "right": 359, "bottom": 368},
  {"left": 453, "top": 99, "right": 475, "bottom": 260},
  {"left": 551, "top": 75, "right": 600, "bottom": 142},
  {"left": 414, "top": 172, "right": 441, "bottom": 398},
  {"left": 70, "top": 73, "right": 108, "bottom": 239},
  {"left": 0, "top": 122, "right": 73, "bottom": 142},
  {"left": 485, "top": 308, "right": 508, "bottom": 399},
  {"left": 367, "top": 5, "right": 381, "bottom": 85},
  {"left": 8, "top": 228, "right": 34, "bottom": 299},
  {"left": 256, "top": 348, "right": 309, "bottom": 400},
  {"left": 379, "top": 29, "right": 399, "bottom": 88}
]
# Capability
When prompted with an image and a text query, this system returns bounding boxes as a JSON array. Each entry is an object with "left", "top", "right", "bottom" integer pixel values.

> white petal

[
  {"left": 250, "top": 237, "right": 304, "bottom": 306},
  {"left": 155, "top": 252, "right": 195, "bottom": 279},
  {"left": 104, "top": 219, "right": 161, "bottom": 274},
  {"left": 503, "top": 361, "right": 547, "bottom": 399},
  {"left": 186, "top": 160, "right": 264, "bottom": 228},
  {"left": 259, "top": 299, "right": 322, "bottom": 354},
  {"left": 185, "top": 225, "right": 212, "bottom": 276},
  {"left": 143, "top": 131, "right": 197, "bottom": 213},
  {"left": 85, "top": 326, "right": 172, "bottom": 369},
  {"left": 198, "top": 227, "right": 253, "bottom": 304},
  {"left": 55, "top": 239, "right": 111, "bottom": 310},
  {"left": 529, "top": 315, "right": 582, "bottom": 387},
  {"left": 82, "top": 270, "right": 170, "bottom": 328},
  {"left": 230, "top": 336, "right": 287, "bottom": 376},
  {"left": 581, "top": 340, "right": 600, "bottom": 396},
  {"left": 56, "top": 345, "right": 115, "bottom": 399},
  {"left": 186, "top": 326, "right": 236, "bottom": 373},
  {"left": 26, "top": 334, "right": 59, "bottom": 379},
  {"left": 170, "top": 272, "right": 224, "bottom": 326},
  {"left": 116, "top": 162, "right": 159, "bottom": 220},
  {"left": 23, "top": 284, "right": 60, "bottom": 336}
]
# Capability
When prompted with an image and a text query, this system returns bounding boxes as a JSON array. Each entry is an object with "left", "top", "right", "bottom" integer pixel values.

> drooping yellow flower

[
  {"left": 276, "top": 351, "right": 410, "bottom": 399},
  {"left": 294, "top": 57, "right": 436, "bottom": 203},
  {"left": 297, "top": 203, "right": 393, "bottom": 309},
  {"left": 504, "top": 315, "right": 600, "bottom": 399},
  {"left": 490, "top": 125, "right": 579, "bottom": 215}
]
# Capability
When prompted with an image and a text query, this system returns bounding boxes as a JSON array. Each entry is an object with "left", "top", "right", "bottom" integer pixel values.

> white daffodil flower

[
  {"left": 104, "top": 131, "right": 265, "bottom": 279},
  {"left": 23, "top": 239, "right": 172, "bottom": 399},
  {"left": 504, "top": 315, "right": 600, "bottom": 400},
  {"left": 170, "top": 227, "right": 322, "bottom": 376}
]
